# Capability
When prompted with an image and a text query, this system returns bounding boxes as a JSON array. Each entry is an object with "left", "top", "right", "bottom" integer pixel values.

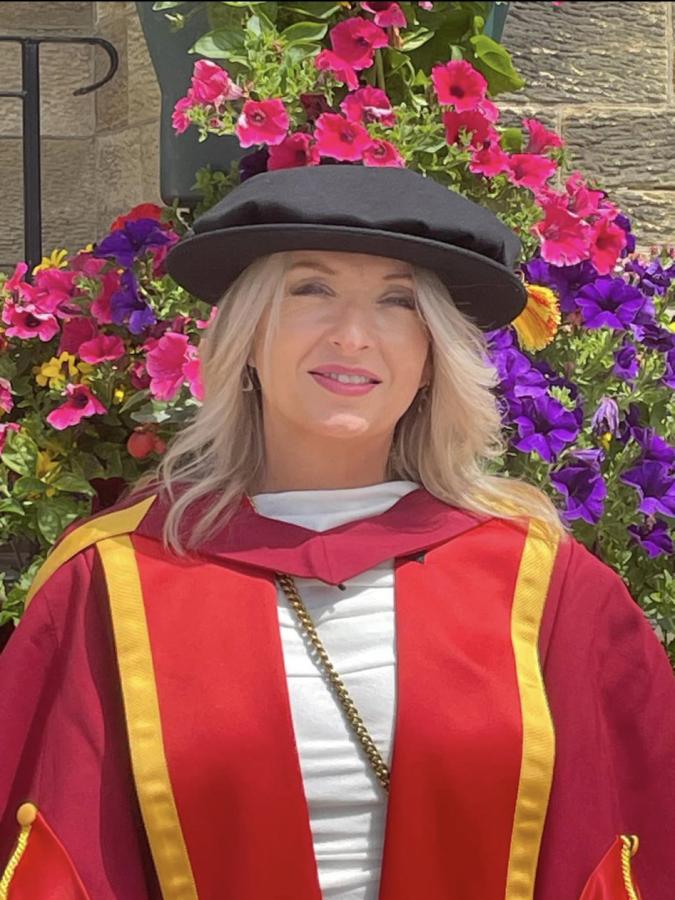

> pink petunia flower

[
  {"left": 30, "top": 268, "right": 78, "bottom": 317},
  {"left": 129, "top": 359, "right": 151, "bottom": 391},
  {"left": 442, "top": 109, "right": 497, "bottom": 148},
  {"left": 46, "top": 383, "right": 107, "bottom": 430},
  {"left": 314, "top": 113, "right": 373, "bottom": 162},
  {"left": 477, "top": 98, "right": 500, "bottom": 123},
  {"left": 469, "top": 142, "right": 511, "bottom": 177},
  {"left": 418, "top": 1, "right": 434, "bottom": 8},
  {"left": 328, "top": 17, "right": 389, "bottom": 70},
  {"left": 0, "top": 422, "right": 20, "bottom": 454},
  {"left": 58, "top": 316, "right": 99, "bottom": 355},
  {"left": 314, "top": 50, "right": 359, "bottom": 90},
  {"left": 90, "top": 270, "right": 121, "bottom": 325},
  {"left": 533, "top": 196, "right": 591, "bottom": 266},
  {"left": 172, "top": 92, "right": 197, "bottom": 134},
  {"left": 191, "top": 60, "right": 243, "bottom": 105},
  {"left": 195, "top": 306, "right": 218, "bottom": 330},
  {"left": 588, "top": 215, "right": 627, "bottom": 276},
  {"left": 79, "top": 333, "right": 126, "bottom": 364},
  {"left": 362, "top": 139, "right": 405, "bottom": 167},
  {"left": 70, "top": 251, "right": 108, "bottom": 278},
  {"left": 1, "top": 300, "right": 60, "bottom": 342},
  {"left": 360, "top": 2, "right": 407, "bottom": 28},
  {"left": 0, "top": 377, "right": 14, "bottom": 415},
  {"left": 523, "top": 118, "right": 563, "bottom": 155},
  {"left": 507, "top": 153, "right": 558, "bottom": 193},
  {"left": 268, "top": 132, "right": 321, "bottom": 170},
  {"left": 182, "top": 356, "right": 204, "bottom": 402},
  {"left": 564, "top": 171, "right": 604, "bottom": 219},
  {"left": 150, "top": 230, "right": 180, "bottom": 279},
  {"left": 235, "top": 99, "right": 290, "bottom": 148},
  {"left": 340, "top": 86, "right": 396, "bottom": 126},
  {"left": 5, "top": 262, "right": 29, "bottom": 294},
  {"left": 432, "top": 60, "right": 488, "bottom": 112},
  {"left": 145, "top": 332, "right": 200, "bottom": 402}
]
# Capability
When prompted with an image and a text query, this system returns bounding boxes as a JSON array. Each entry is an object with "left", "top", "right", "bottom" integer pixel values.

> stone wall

[{"left": 0, "top": 1, "right": 673, "bottom": 273}]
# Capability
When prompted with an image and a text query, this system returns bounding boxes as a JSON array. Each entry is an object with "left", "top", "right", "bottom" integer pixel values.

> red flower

[
  {"left": 314, "top": 113, "right": 373, "bottom": 162},
  {"left": 328, "top": 17, "right": 388, "bottom": 70},
  {"left": 268, "top": 133, "right": 321, "bottom": 170},
  {"left": 432, "top": 60, "right": 488, "bottom": 111},
  {"left": 362, "top": 139, "right": 405, "bottom": 167},
  {"left": 523, "top": 118, "right": 563, "bottom": 155},
  {"left": 507, "top": 153, "right": 558, "bottom": 193},
  {"left": 90, "top": 270, "right": 120, "bottom": 326},
  {"left": 235, "top": 99, "right": 289, "bottom": 148},
  {"left": 533, "top": 196, "right": 591, "bottom": 266},
  {"left": 314, "top": 49, "right": 359, "bottom": 90},
  {"left": 46, "top": 383, "right": 107, "bottom": 430},
  {"left": 360, "top": 2, "right": 407, "bottom": 27},
  {"left": 442, "top": 109, "right": 496, "bottom": 148},
  {"left": 340, "top": 86, "right": 396, "bottom": 126},
  {"left": 111, "top": 203, "right": 164, "bottom": 232},
  {"left": 58, "top": 316, "right": 99, "bottom": 355},
  {"left": 588, "top": 215, "right": 627, "bottom": 276},
  {"left": 79, "top": 333, "right": 126, "bottom": 364},
  {"left": 469, "top": 142, "right": 511, "bottom": 177}
]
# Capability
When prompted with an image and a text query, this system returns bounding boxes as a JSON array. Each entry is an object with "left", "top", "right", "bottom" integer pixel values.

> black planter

[{"left": 135, "top": 1, "right": 245, "bottom": 208}]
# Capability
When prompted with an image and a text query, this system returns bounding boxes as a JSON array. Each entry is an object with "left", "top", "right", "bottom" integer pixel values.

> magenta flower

[
  {"left": 522, "top": 118, "right": 563, "bottom": 155},
  {"left": 58, "top": 316, "right": 99, "bottom": 355},
  {"left": 46, "top": 383, "right": 107, "bottom": 430},
  {"left": 0, "top": 377, "right": 14, "bottom": 415},
  {"left": 564, "top": 171, "right": 604, "bottom": 218},
  {"left": 2, "top": 300, "right": 60, "bottom": 342},
  {"left": 268, "top": 132, "right": 320, "bottom": 170},
  {"left": 79, "top": 333, "right": 126, "bottom": 364},
  {"left": 70, "top": 250, "right": 107, "bottom": 278},
  {"left": 182, "top": 356, "right": 204, "bottom": 402},
  {"left": 442, "top": 109, "right": 496, "bottom": 148},
  {"left": 190, "top": 60, "right": 243, "bottom": 105},
  {"left": 31, "top": 267, "right": 78, "bottom": 317},
  {"left": 469, "top": 142, "right": 511, "bottom": 177},
  {"left": 90, "top": 271, "right": 121, "bottom": 325},
  {"left": 145, "top": 332, "right": 200, "bottom": 402},
  {"left": 588, "top": 215, "right": 626, "bottom": 276},
  {"left": 507, "top": 154, "right": 557, "bottom": 193},
  {"left": 532, "top": 196, "right": 590, "bottom": 266},
  {"left": 235, "top": 99, "right": 289, "bottom": 148},
  {"left": 5, "top": 262, "right": 29, "bottom": 294},
  {"left": 314, "top": 50, "right": 359, "bottom": 90},
  {"left": 432, "top": 60, "right": 488, "bottom": 111},
  {"left": 362, "top": 139, "right": 405, "bottom": 167},
  {"left": 340, "top": 86, "right": 396, "bottom": 126},
  {"left": 314, "top": 113, "right": 372, "bottom": 162},
  {"left": 172, "top": 93, "right": 197, "bottom": 134},
  {"left": 328, "top": 17, "right": 388, "bottom": 70},
  {"left": 0, "top": 422, "right": 20, "bottom": 454},
  {"left": 360, "top": 1, "right": 407, "bottom": 27},
  {"left": 477, "top": 98, "right": 500, "bottom": 123}
]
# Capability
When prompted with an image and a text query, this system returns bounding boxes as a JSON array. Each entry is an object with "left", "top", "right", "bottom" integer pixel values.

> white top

[{"left": 251, "top": 481, "right": 420, "bottom": 900}]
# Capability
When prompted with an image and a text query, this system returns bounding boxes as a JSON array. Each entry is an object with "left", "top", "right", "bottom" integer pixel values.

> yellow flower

[
  {"left": 668, "top": 321, "right": 675, "bottom": 333},
  {"left": 599, "top": 432, "right": 612, "bottom": 451},
  {"left": 36, "top": 450, "right": 60, "bottom": 479},
  {"left": 32, "top": 248, "right": 69, "bottom": 274},
  {"left": 113, "top": 387, "right": 126, "bottom": 405},
  {"left": 513, "top": 284, "right": 561, "bottom": 352},
  {"left": 81, "top": 242, "right": 95, "bottom": 254},
  {"left": 34, "top": 352, "right": 79, "bottom": 389},
  {"left": 45, "top": 486, "right": 57, "bottom": 498}
]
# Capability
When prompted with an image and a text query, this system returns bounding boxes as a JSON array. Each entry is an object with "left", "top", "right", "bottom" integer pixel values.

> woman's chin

[{"left": 310, "top": 412, "right": 375, "bottom": 438}]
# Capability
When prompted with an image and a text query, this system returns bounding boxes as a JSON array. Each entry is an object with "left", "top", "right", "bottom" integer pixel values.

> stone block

[
  {"left": 96, "top": 1, "right": 135, "bottom": 23},
  {"left": 0, "top": 139, "right": 24, "bottom": 268},
  {"left": 139, "top": 120, "right": 162, "bottom": 203},
  {"left": 0, "top": 2, "right": 93, "bottom": 31},
  {"left": 41, "top": 138, "right": 97, "bottom": 254},
  {"left": 95, "top": 18, "right": 129, "bottom": 131},
  {"left": 127, "top": 10, "right": 161, "bottom": 125},
  {"left": 0, "top": 40, "right": 94, "bottom": 138},
  {"left": 563, "top": 110, "right": 675, "bottom": 191},
  {"left": 610, "top": 188, "right": 675, "bottom": 248},
  {"left": 95, "top": 127, "right": 144, "bottom": 236},
  {"left": 501, "top": 1, "right": 669, "bottom": 107}
]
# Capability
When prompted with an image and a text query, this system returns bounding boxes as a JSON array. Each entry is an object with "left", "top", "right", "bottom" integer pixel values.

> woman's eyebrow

[{"left": 289, "top": 261, "right": 413, "bottom": 280}]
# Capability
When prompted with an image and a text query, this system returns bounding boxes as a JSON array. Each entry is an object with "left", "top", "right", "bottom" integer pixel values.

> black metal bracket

[{"left": 0, "top": 36, "right": 119, "bottom": 279}]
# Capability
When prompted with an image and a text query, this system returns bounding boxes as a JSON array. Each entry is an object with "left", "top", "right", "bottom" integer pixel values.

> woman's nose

[{"left": 327, "top": 306, "right": 374, "bottom": 353}]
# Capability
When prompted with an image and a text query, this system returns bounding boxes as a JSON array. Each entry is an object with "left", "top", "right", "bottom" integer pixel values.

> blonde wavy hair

[{"left": 124, "top": 249, "right": 569, "bottom": 553}]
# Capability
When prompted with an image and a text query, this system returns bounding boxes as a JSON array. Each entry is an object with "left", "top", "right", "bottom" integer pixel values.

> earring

[{"left": 242, "top": 366, "right": 254, "bottom": 392}]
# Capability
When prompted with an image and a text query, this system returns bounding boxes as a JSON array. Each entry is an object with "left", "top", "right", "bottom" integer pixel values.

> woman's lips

[{"left": 310, "top": 372, "right": 379, "bottom": 396}]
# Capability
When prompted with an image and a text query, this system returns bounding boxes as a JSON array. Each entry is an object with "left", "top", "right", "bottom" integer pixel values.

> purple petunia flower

[
  {"left": 624, "top": 256, "right": 675, "bottom": 296},
  {"left": 110, "top": 270, "right": 157, "bottom": 334},
  {"left": 551, "top": 460, "right": 607, "bottom": 524},
  {"left": 631, "top": 322, "right": 675, "bottom": 353},
  {"left": 620, "top": 461, "right": 675, "bottom": 518},
  {"left": 613, "top": 341, "right": 639, "bottom": 381},
  {"left": 614, "top": 213, "right": 636, "bottom": 257},
  {"left": 664, "top": 348, "right": 675, "bottom": 390},
  {"left": 616, "top": 402, "right": 643, "bottom": 446},
  {"left": 522, "top": 256, "right": 597, "bottom": 315},
  {"left": 591, "top": 397, "right": 620, "bottom": 436},
  {"left": 575, "top": 277, "right": 649, "bottom": 330},
  {"left": 511, "top": 394, "right": 582, "bottom": 462},
  {"left": 627, "top": 518, "right": 674, "bottom": 558},
  {"left": 94, "top": 218, "right": 170, "bottom": 268},
  {"left": 632, "top": 428, "right": 675, "bottom": 465},
  {"left": 486, "top": 327, "right": 516, "bottom": 352}
]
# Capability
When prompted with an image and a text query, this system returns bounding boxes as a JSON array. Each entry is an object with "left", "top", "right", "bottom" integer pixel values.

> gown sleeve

[
  {"left": 0, "top": 547, "right": 160, "bottom": 899},
  {"left": 537, "top": 536, "right": 675, "bottom": 900}
]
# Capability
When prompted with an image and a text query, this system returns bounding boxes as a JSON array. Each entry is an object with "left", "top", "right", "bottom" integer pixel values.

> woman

[{"left": 0, "top": 165, "right": 673, "bottom": 900}]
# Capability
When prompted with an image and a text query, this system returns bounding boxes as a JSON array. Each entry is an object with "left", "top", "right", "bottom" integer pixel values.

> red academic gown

[{"left": 0, "top": 487, "right": 673, "bottom": 899}]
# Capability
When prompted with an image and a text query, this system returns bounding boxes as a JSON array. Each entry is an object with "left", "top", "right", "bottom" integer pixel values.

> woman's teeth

[{"left": 323, "top": 373, "right": 372, "bottom": 384}]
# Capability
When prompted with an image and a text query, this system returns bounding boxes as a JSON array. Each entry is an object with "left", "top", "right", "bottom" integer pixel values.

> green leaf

[
  {"left": 1, "top": 430, "right": 37, "bottom": 477},
  {"left": 468, "top": 34, "right": 524, "bottom": 94},
  {"left": 191, "top": 28, "right": 246, "bottom": 59},
  {"left": 280, "top": 21, "right": 328, "bottom": 45},
  {"left": 51, "top": 473, "right": 96, "bottom": 496},
  {"left": 12, "top": 476, "right": 46, "bottom": 495},
  {"left": 500, "top": 126, "right": 524, "bottom": 153},
  {"left": 400, "top": 27, "right": 434, "bottom": 52},
  {"left": 280, "top": 2, "right": 341, "bottom": 19},
  {"left": 0, "top": 498, "right": 25, "bottom": 516},
  {"left": 152, "top": 1, "right": 188, "bottom": 9},
  {"left": 36, "top": 503, "right": 64, "bottom": 543},
  {"left": 119, "top": 388, "right": 151, "bottom": 415}
]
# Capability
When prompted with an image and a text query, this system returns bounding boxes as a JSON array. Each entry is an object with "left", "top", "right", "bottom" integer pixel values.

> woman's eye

[
  {"left": 382, "top": 296, "right": 416, "bottom": 310},
  {"left": 291, "top": 282, "right": 328, "bottom": 295}
]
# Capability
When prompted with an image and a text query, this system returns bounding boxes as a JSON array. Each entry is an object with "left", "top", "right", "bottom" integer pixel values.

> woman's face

[{"left": 251, "top": 250, "right": 431, "bottom": 444}]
